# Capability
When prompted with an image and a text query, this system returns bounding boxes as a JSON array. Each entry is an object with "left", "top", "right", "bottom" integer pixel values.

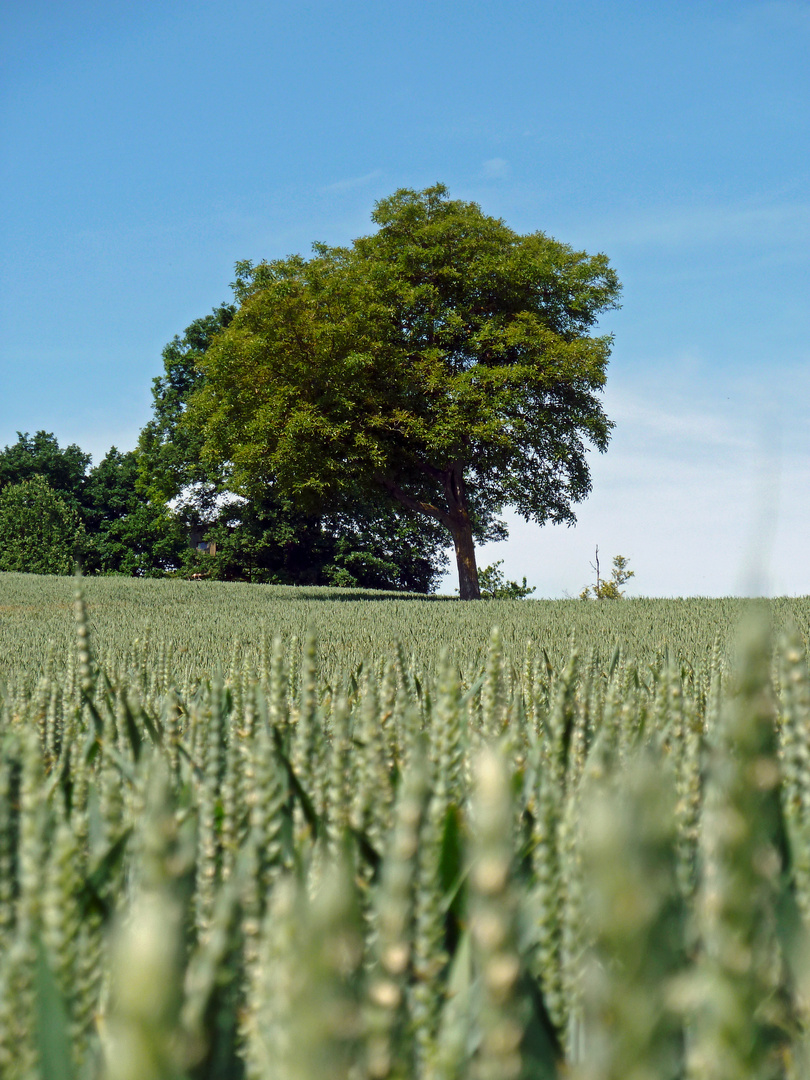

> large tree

[
  {"left": 138, "top": 307, "right": 449, "bottom": 591},
  {"left": 185, "top": 185, "right": 621, "bottom": 598}
]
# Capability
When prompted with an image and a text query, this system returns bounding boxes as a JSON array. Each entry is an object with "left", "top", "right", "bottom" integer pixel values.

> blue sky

[{"left": 2, "top": 0, "right": 808, "bottom": 596}]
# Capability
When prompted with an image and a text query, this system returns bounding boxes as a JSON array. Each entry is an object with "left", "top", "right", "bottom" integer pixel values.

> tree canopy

[
  {"left": 0, "top": 475, "right": 84, "bottom": 575},
  {"left": 0, "top": 430, "right": 90, "bottom": 506},
  {"left": 137, "top": 308, "right": 449, "bottom": 590},
  {"left": 82, "top": 447, "right": 187, "bottom": 575},
  {"left": 0, "top": 433, "right": 186, "bottom": 576},
  {"left": 185, "top": 184, "right": 621, "bottom": 598}
]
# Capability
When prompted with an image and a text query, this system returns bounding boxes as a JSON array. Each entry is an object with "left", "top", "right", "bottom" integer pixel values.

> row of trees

[
  {"left": 0, "top": 427, "right": 450, "bottom": 589},
  {"left": 0, "top": 433, "right": 184, "bottom": 576},
  {"left": 2, "top": 185, "right": 622, "bottom": 596}
]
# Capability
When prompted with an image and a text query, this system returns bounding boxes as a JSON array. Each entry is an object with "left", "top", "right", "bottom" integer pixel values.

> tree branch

[
  {"left": 415, "top": 459, "right": 446, "bottom": 482},
  {"left": 375, "top": 474, "right": 452, "bottom": 529}
]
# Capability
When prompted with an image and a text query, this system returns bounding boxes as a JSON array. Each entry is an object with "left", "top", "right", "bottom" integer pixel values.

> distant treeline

[{"left": 0, "top": 427, "right": 448, "bottom": 589}]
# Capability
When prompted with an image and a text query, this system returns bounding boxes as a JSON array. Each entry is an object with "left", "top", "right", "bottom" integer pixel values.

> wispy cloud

[
  {"left": 607, "top": 392, "right": 751, "bottom": 452},
  {"left": 599, "top": 198, "right": 810, "bottom": 250},
  {"left": 323, "top": 170, "right": 384, "bottom": 193},
  {"left": 438, "top": 374, "right": 810, "bottom": 597},
  {"left": 482, "top": 158, "right": 511, "bottom": 180}
]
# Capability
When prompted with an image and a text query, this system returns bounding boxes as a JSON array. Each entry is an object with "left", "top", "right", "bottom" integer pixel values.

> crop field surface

[
  {"left": 3, "top": 571, "right": 810, "bottom": 689},
  {"left": 3, "top": 569, "right": 810, "bottom": 1079}
]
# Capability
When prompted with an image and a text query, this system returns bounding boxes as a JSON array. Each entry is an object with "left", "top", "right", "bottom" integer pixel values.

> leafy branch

[{"left": 580, "top": 547, "right": 634, "bottom": 600}]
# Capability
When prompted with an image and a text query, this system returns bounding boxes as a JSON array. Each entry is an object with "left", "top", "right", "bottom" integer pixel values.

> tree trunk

[
  {"left": 375, "top": 460, "right": 481, "bottom": 599},
  {"left": 449, "top": 510, "right": 480, "bottom": 599},
  {"left": 445, "top": 462, "right": 480, "bottom": 599}
]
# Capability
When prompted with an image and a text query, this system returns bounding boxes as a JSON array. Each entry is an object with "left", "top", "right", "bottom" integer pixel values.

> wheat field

[{"left": 2, "top": 570, "right": 810, "bottom": 1079}]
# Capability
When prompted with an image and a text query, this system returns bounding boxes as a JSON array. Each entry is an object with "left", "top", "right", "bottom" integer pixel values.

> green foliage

[
  {"left": 0, "top": 475, "right": 84, "bottom": 574},
  {"left": 179, "top": 491, "right": 448, "bottom": 592},
  {"left": 184, "top": 184, "right": 621, "bottom": 597},
  {"left": 478, "top": 560, "right": 536, "bottom": 600},
  {"left": 137, "top": 304, "right": 237, "bottom": 508},
  {"left": 0, "top": 430, "right": 90, "bottom": 503},
  {"left": 138, "top": 308, "right": 449, "bottom": 592},
  {"left": 0, "top": 433, "right": 188, "bottom": 577},
  {"left": 580, "top": 553, "right": 634, "bottom": 600},
  {"left": 82, "top": 448, "right": 187, "bottom": 575}
]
